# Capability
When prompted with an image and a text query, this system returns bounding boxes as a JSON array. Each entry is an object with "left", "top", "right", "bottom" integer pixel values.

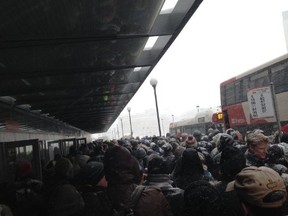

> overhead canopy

[{"left": 0, "top": 0, "right": 203, "bottom": 134}]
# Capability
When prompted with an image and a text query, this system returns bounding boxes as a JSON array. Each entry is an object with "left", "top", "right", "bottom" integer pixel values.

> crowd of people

[{"left": 1, "top": 127, "right": 288, "bottom": 216}]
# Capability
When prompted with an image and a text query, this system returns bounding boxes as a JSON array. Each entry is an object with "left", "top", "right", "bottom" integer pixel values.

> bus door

[
  {"left": 47, "top": 140, "right": 61, "bottom": 161},
  {"left": 60, "top": 138, "right": 77, "bottom": 156},
  {"left": 223, "top": 110, "right": 230, "bottom": 130},
  {"left": 1, "top": 139, "right": 42, "bottom": 182}
]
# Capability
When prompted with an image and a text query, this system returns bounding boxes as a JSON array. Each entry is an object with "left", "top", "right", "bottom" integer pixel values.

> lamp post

[
  {"left": 172, "top": 114, "right": 174, "bottom": 127},
  {"left": 117, "top": 124, "right": 119, "bottom": 139},
  {"left": 150, "top": 78, "right": 161, "bottom": 137},
  {"left": 120, "top": 118, "right": 124, "bottom": 137},
  {"left": 127, "top": 107, "right": 133, "bottom": 137}
]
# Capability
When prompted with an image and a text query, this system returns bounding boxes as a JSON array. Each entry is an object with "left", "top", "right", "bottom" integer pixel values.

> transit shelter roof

[{"left": 0, "top": 0, "right": 203, "bottom": 134}]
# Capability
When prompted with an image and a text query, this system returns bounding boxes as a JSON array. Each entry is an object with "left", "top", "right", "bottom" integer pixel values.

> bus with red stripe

[{"left": 220, "top": 53, "right": 288, "bottom": 135}]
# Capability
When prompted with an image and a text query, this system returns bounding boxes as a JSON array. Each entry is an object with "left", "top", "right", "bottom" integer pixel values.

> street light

[
  {"left": 171, "top": 114, "right": 175, "bottom": 127},
  {"left": 150, "top": 78, "right": 161, "bottom": 137},
  {"left": 127, "top": 107, "right": 133, "bottom": 137},
  {"left": 117, "top": 124, "right": 119, "bottom": 139},
  {"left": 120, "top": 118, "right": 124, "bottom": 137}
]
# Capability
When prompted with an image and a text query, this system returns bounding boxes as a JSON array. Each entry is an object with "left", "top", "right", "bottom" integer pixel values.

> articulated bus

[
  {"left": 220, "top": 53, "right": 288, "bottom": 135},
  {"left": 169, "top": 109, "right": 224, "bottom": 136}
]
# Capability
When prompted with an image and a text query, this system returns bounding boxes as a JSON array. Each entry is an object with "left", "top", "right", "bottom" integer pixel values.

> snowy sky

[{"left": 114, "top": 0, "right": 288, "bottom": 130}]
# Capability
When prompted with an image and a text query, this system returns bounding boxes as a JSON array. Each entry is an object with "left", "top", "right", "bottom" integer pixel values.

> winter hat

[
  {"left": 133, "top": 147, "right": 147, "bottom": 160},
  {"left": 162, "top": 143, "right": 173, "bottom": 153},
  {"left": 217, "top": 133, "right": 235, "bottom": 152},
  {"left": 281, "top": 133, "right": 288, "bottom": 143},
  {"left": 220, "top": 146, "right": 246, "bottom": 180},
  {"left": 174, "top": 145, "right": 185, "bottom": 159},
  {"left": 75, "top": 155, "right": 90, "bottom": 168},
  {"left": 251, "top": 129, "right": 264, "bottom": 134},
  {"left": 169, "top": 141, "right": 179, "bottom": 152},
  {"left": 181, "top": 148, "right": 204, "bottom": 175},
  {"left": 193, "top": 130, "right": 202, "bottom": 141},
  {"left": 281, "top": 124, "right": 288, "bottom": 133},
  {"left": 226, "top": 166, "right": 287, "bottom": 208},
  {"left": 78, "top": 161, "right": 105, "bottom": 185},
  {"left": 268, "top": 144, "right": 284, "bottom": 163},
  {"left": 55, "top": 158, "right": 74, "bottom": 178},
  {"left": 104, "top": 145, "right": 141, "bottom": 185},
  {"left": 122, "top": 142, "right": 133, "bottom": 153},
  {"left": 130, "top": 139, "right": 139, "bottom": 148},
  {"left": 147, "top": 155, "right": 169, "bottom": 175},
  {"left": 225, "top": 128, "right": 235, "bottom": 135},
  {"left": 208, "top": 129, "right": 220, "bottom": 141},
  {"left": 186, "top": 135, "right": 196, "bottom": 145}
]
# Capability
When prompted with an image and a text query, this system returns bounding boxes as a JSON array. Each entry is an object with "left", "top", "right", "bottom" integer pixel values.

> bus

[
  {"left": 220, "top": 53, "right": 288, "bottom": 135},
  {"left": 169, "top": 109, "right": 224, "bottom": 136}
]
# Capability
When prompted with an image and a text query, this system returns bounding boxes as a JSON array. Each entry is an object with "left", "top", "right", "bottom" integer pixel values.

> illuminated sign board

[{"left": 217, "top": 113, "right": 223, "bottom": 120}]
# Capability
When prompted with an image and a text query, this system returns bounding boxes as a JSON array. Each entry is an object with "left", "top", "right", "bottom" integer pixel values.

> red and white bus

[
  {"left": 169, "top": 109, "right": 224, "bottom": 136},
  {"left": 220, "top": 53, "right": 288, "bottom": 135}
]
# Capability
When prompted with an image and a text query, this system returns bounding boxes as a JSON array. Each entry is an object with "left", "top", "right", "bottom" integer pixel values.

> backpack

[
  {"left": 82, "top": 185, "right": 172, "bottom": 216},
  {"left": 14, "top": 178, "right": 43, "bottom": 204},
  {"left": 111, "top": 185, "right": 146, "bottom": 216},
  {"left": 47, "top": 183, "right": 85, "bottom": 216},
  {"left": 10, "top": 178, "right": 44, "bottom": 216},
  {"left": 132, "top": 186, "right": 172, "bottom": 216}
]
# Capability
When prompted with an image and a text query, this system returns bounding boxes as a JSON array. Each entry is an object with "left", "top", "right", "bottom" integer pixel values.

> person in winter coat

[
  {"left": 6, "top": 160, "right": 44, "bottom": 216},
  {"left": 172, "top": 148, "right": 214, "bottom": 190},
  {"left": 144, "top": 154, "right": 184, "bottom": 216},
  {"left": 245, "top": 132, "right": 269, "bottom": 167},
  {"left": 87, "top": 145, "right": 173, "bottom": 216},
  {"left": 43, "top": 157, "right": 84, "bottom": 216},
  {"left": 184, "top": 180, "right": 231, "bottom": 216}
]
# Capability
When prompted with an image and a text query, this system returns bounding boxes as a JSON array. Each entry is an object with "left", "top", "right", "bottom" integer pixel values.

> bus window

[
  {"left": 250, "top": 70, "right": 269, "bottom": 88},
  {"left": 242, "top": 77, "right": 249, "bottom": 101},
  {"left": 225, "top": 83, "right": 235, "bottom": 105},
  {"left": 273, "top": 69, "right": 288, "bottom": 93}
]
